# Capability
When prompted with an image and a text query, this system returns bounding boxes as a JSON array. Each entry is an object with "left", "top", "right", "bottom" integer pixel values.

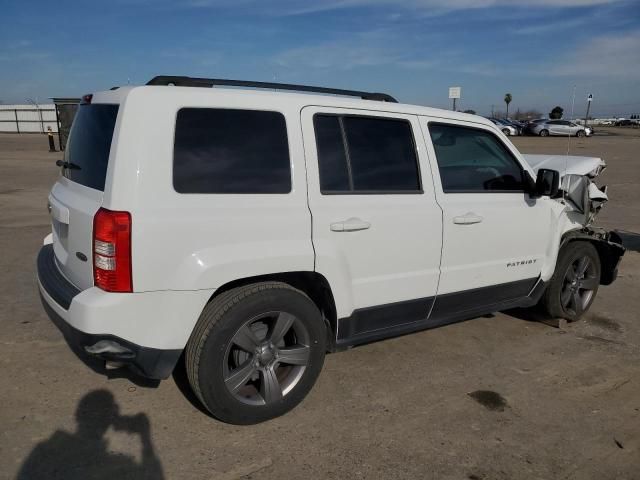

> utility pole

[
  {"left": 491, "top": 105, "right": 495, "bottom": 117},
  {"left": 585, "top": 94, "right": 593, "bottom": 128}
]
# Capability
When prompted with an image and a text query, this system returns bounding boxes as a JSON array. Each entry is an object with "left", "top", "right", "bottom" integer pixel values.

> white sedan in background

[{"left": 532, "top": 120, "right": 592, "bottom": 137}]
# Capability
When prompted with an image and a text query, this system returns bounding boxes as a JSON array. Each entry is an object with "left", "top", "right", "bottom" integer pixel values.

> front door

[
  {"left": 420, "top": 118, "right": 552, "bottom": 319},
  {"left": 301, "top": 107, "right": 443, "bottom": 342}
]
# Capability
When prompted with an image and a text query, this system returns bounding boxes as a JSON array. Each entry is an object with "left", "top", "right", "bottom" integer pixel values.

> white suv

[{"left": 37, "top": 76, "right": 624, "bottom": 424}]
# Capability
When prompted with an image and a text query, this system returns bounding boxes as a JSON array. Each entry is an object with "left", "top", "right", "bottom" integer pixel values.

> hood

[{"left": 523, "top": 154, "right": 606, "bottom": 178}]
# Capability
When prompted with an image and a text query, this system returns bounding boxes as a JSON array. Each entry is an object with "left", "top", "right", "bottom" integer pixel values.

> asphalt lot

[{"left": 1, "top": 129, "right": 639, "bottom": 479}]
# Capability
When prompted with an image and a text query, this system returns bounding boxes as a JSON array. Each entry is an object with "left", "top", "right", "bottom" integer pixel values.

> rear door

[
  {"left": 301, "top": 107, "right": 442, "bottom": 339},
  {"left": 49, "top": 102, "right": 119, "bottom": 290}
]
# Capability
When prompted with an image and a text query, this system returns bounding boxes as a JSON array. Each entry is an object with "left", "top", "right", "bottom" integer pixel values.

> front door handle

[
  {"left": 330, "top": 218, "right": 371, "bottom": 232},
  {"left": 453, "top": 212, "right": 483, "bottom": 225}
]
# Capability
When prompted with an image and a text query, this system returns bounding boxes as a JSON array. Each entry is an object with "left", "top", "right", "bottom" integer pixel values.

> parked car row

[
  {"left": 485, "top": 117, "right": 593, "bottom": 138},
  {"left": 613, "top": 119, "right": 639, "bottom": 127},
  {"left": 486, "top": 118, "right": 525, "bottom": 136}
]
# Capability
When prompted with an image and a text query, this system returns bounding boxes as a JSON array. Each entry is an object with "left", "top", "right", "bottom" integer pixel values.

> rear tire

[
  {"left": 185, "top": 282, "right": 326, "bottom": 424},
  {"left": 539, "top": 129, "right": 549, "bottom": 137},
  {"left": 541, "top": 242, "right": 600, "bottom": 322}
]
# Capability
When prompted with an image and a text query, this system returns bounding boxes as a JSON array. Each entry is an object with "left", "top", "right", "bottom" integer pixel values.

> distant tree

[
  {"left": 549, "top": 106, "right": 564, "bottom": 119},
  {"left": 463, "top": 109, "right": 476, "bottom": 115},
  {"left": 504, "top": 93, "right": 512, "bottom": 118}
]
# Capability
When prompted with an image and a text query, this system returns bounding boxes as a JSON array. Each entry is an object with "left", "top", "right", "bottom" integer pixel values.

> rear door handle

[
  {"left": 453, "top": 213, "right": 483, "bottom": 225},
  {"left": 330, "top": 218, "right": 371, "bottom": 232}
]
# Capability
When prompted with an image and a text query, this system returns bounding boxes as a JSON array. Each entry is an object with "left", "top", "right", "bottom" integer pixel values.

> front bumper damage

[{"left": 562, "top": 228, "right": 625, "bottom": 285}]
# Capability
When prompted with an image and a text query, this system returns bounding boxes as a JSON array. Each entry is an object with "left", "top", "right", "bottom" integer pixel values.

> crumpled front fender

[{"left": 561, "top": 228, "right": 625, "bottom": 285}]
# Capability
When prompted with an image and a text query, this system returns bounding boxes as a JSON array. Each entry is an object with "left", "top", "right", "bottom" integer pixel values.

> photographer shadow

[{"left": 17, "top": 390, "right": 164, "bottom": 480}]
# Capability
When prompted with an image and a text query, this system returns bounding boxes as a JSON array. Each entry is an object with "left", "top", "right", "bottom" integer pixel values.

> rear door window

[
  {"left": 63, "top": 104, "right": 119, "bottom": 191},
  {"left": 173, "top": 108, "right": 291, "bottom": 194},
  {"left": 313, "top": 114, "right": 421, "bottom": 193}
]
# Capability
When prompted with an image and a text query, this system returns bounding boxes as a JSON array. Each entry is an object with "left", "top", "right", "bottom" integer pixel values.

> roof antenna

[
  {"left": 562, "top": 84, "right": 576, "bottom": 206},
  {"left": 566, "top": 84, "right": 576, "bottom": 156}
]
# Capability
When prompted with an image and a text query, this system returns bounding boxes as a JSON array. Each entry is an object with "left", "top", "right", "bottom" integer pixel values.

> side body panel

[{"left": 104, "top": 88, "right": 315, "bottom": 293}]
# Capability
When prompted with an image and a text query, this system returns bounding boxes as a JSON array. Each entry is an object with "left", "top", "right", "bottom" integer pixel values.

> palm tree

[{"left": 504, "top": 93, "right": 512, "bottom": 119}]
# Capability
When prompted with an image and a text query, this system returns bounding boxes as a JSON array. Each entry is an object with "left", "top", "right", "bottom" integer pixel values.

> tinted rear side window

[
  {"left": 173, "top": 108, "right": 291, "bottom": 194},
  {"left": 344, "top": 116, "right": 420, "bottom": 191},
  {"left": 313, "top": 114, "right": 420, "bottom": 193},
  {"left": 64, "top": 104, "right": 119, "bottom": 191},
  {"left": 313, "top": 115, "right": 351, "bottom": 191}
]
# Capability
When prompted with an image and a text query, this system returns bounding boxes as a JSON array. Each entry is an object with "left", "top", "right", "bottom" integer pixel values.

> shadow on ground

[{"left": 16, "top": 390, "right": 164, "bottom": 480}]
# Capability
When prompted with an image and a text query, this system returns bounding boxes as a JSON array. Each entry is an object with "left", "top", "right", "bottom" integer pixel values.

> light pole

[{"left": 584, "top": 94, "right": 593, "bottom": 129}]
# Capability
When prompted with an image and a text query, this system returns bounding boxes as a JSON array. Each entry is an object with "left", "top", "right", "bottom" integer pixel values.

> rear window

[
  {"left": 173, "top": 108, "right": 291, "bottom": 194},
  {"left": 63, "top": 104, "right": 119, "bottom": 191}
]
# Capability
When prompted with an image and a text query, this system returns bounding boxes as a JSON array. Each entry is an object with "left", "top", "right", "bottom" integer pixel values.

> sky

[{"left": 1, "top": 0, "right": 639, "bottom": 117}]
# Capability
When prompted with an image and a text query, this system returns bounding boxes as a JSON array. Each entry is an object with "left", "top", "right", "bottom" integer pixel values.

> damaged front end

[
  {"left": 524, "top": 153, "right": 625, "bottom": 285},
  {"left": 561, "top": 228, "right": 625, "bottom": 285},
  {"left": 524, "top": 154, "right": 609, "bottom": 226},
  {"left": 560, "top": 174, "right": 609, "bottom": 226}
]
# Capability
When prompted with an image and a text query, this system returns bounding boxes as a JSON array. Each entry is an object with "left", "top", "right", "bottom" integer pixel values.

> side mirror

[{"left": 535, "top": 168, "right": 560, "bottom": 197}]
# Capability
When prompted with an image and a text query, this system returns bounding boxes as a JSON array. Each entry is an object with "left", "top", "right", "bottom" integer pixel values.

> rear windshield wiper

[{"left": 55, "top": 160, "right": 81, "bottom": 170}]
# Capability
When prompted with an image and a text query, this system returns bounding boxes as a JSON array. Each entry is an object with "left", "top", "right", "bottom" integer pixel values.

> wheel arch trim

[{"left": 560, "top": 228, "right": 625, "bottom": 285}]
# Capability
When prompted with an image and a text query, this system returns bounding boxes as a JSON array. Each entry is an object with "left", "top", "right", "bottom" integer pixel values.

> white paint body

[{"left": 38, "top": 85, "right": 604, "bottom": 350}]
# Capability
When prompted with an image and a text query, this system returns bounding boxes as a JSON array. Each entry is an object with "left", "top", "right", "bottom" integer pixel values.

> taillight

[{"left": 93, "top": 208, "right": 132, "bottom": 292}]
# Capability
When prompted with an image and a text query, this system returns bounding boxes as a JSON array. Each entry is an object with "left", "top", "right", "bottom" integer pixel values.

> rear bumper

[{"left": 36, "top": 244, "right": 202, "bottom": 379}]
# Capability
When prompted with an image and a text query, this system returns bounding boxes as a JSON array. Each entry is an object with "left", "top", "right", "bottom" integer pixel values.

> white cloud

[
  {"left": 179, "top": 0, "right": 627, "bottom": 15},
  {"left": 511, "top": 17, "right": 590, "bottom": 35},
  {"left": 275, "top": 41, "right": 403, "bottom": 69},
  {"left": 546, "top": 31, "right": 640, "bottom": 77}
]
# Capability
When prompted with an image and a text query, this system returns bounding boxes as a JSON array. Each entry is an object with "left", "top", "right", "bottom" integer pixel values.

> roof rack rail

[{"left": 146, "top": 76, "right": 398, "bottom": 103}]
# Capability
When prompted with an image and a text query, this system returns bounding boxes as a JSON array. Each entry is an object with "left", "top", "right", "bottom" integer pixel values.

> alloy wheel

[
  {"left": 560, "top": 255, "right": 598, "bottom": 317},
  {"left": 223, "top": 311, "right": 311, "bottom": 406}
]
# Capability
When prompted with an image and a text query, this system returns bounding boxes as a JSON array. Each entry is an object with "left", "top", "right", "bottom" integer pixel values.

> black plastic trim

[
  {"left": 430, "top": 278, "right": 537, "bottom": 318},
  {"left": 37, "top": 244, "right": 80, "bottom": 310},
  {"left": 40, "top": 294, "right": 181, "bottom": 380},
  {"left": 337, "top": 297, "right": 434, "bottom": 341},
  {"left": 336, "top": 278, "right": 541, "bottom": 348},
  {"left": 146, "top": 76, "right": 398, "bottom": 102}
]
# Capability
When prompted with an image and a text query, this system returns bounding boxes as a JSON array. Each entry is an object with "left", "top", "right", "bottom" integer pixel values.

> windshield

[{"left": 63, "top": 104, "right": 119, "bottom": 191}]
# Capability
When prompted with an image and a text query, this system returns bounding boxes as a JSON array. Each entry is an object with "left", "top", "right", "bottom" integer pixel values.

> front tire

[
  {"left": 576, "top": 130, "right": 586, "bottom": 137},
  {"left": 541, "top": 242, "right": 600, "bottom": 322},
  {"left": 185, "top": 282, "right": 326, "bottom": 424},
  {"left": 539, "top": 129, "right": 549, "bottom": 137},
  {"left": 502, "top": 128, "right": 511, "bottom": 136}
]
